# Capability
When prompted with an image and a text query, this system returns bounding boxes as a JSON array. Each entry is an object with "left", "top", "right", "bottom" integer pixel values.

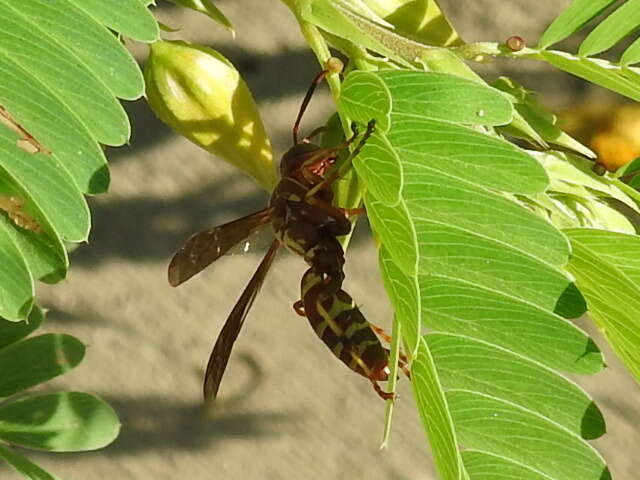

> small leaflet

[
  {"left": 0, "top": 107, "right": 50, "bottom": 155},
  {"left": 0, "top": 195, "right": 42, "bottom": 233}
]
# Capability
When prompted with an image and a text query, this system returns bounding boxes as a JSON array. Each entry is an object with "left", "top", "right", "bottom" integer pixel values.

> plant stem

[{"left": 380, "top": 317, "right": 401, "bottom": 449}]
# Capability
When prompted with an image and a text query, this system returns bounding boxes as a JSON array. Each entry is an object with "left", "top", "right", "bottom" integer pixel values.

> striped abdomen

[{"left": 300, "top": 268, "right": 390, "bottom": 381}]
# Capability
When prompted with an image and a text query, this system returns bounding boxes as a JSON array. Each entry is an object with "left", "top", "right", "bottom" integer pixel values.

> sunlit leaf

[
  {"left": 538, "top": 0, "right": 618, "bottom": 49},
  {"left": 579, "top": 0, "right": 640, "bottom": 57},
  {"left": 621, "top": 36, "right": 640, "bottom": 66},
  {"left": 342, "top": 70, "right": 606, "bottom": 479},
  {"left": 492, "top": 77, "right": 595, "bottom": 158},
  {"left": 412, "top": 338, "right": 463, "bottom": 480},
  {"left": 168, "top": 0, "right": 234, "bottom": 34},
  {"left": 448, "top": 391, "right": 608, "bottom": 479},
  {"left": 565, "top": 228, "right": 640, "bottom": 384},
  {"left": 541, "top": 51, "right": 640, "bottom": 102},
  {"left": 0, "top": 0, "right": 157, "bottom": 321}
]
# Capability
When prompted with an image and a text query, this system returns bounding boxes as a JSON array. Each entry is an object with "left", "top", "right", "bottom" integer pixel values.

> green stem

[
  {"left": 298, "top": 21, "right": 350, "bottom": 131},
  {"left": 452, "top": 42, "right": 544, "bottom": 61},
  {"left": 380, "top": 316, "right": 401, "bottom": 449}
]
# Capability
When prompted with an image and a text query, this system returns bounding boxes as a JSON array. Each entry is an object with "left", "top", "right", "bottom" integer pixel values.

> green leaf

[
  {"left": 0, "top": 444, "right": 61, "bottom": 480},
  {"left": 0, "top": 392, "right": 120, "bottom": 451},
  {"left": 389, "top": 116, "right": 546, "bottom": 194},
  {"left": 492, "top": 77, "right": 595, "bottom": 158},
  {"left": 0, "top": 0, "right": 130, "bottom": 145},
  {"left": 343, "top": 70, "right": 514, "bottom": 128},
  {"left": 541, "top": 50, "right": 640, "bottom": 102},
  {"left": 346, "top": 71, "right": 606, "bottom": 478},
  {"left": 528, "top": 150, "right": 640, "bottom": 234},
  {"left": 412, "top": 338, "right": 463, "bottom": 480},
  {"left": 378, "top": 71, "right": 513, "bottom": 126},
  {"left": 448, "top": 391, "right": 608, "bottom": 479},
  {"left": 354, "top": 131, "right": 402, "bottom": 205},
  {"left": 0, "top": 58, "right": 110, "bottom": 194},
  {"left": 365, "top": 0, "right": 463, "bottom": 48},
  {"left": 0, "top": 0, "right": 158, "bottom": 320},
  {"left": 538, "top": 0, "right": 618, "bottom": 49},
  {"left": 565, "top": 228, "right": 640, "bottom": 384},
  {"left": 463, "top": 450, "right": 557, "bottom": 480},
  {"left": 64, "top": 0, "right": 159, "bottom": 42},
  {"left": 12, "top": 0, "right": 144, "bottom": 100},
  {"left": 168, "top": 0, "right": 234, "bottom": 34},
  {"left": 365, "top": 195, "right": 417, "bottom": 276},
  {"left": 621, "top": 36, "right": 640, "bottom": 66},
  {"left": 303, "top": 0, "right": 411, "bottom": 66},
  {"left": 0, "top": 305, "right": 43, "bottom": 349},
  {"left": 0, "top": 1, "right": 131, "bottom": 146},
  {"left": 0, "top": 220, "right": 33, "bottom": 321},
  {"left": 0, "top": 128, "right": 90, "bottom": 243},
  {"left": 0, "top": 334, "right": 85, "bottom": 398},
  {"left": 340, "top": 71, "right": 392, "bottom": 133},
  {"left": 0, "top": 213, "right": 67, "bottom": 285},
  {"left": 428, "top": 333, "right": 605, "bottom": 439},
  {"left": 378, "top": 246, "right": 419, "bottom": 355},
  {"left": 579, "top": 0, "right": 640, "bottom": 57}
]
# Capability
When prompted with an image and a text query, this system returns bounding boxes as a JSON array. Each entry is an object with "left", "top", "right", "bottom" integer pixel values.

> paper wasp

[{"left": 169, "top": 62, "right": 404, "bottom": 401}]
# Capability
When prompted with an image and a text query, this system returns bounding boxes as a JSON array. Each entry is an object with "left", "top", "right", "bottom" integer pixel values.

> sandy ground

[{"left": 4, "top": 1, "right": 639, "bottom": 479}]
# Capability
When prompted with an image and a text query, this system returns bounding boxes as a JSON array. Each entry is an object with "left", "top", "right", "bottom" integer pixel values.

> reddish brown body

[
  {"left": 168, "top": 66, "right": 401, "bottom": 401},
  {"left": 268, "top": 140, "right": 394, "bottom": 398}
]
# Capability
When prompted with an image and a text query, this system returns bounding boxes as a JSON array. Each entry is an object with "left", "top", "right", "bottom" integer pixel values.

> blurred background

[{"left": 8, "top": 0, "right": 639, "bottom": 479}]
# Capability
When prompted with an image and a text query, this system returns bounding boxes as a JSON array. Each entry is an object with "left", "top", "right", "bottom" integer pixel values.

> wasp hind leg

[
  {"left": 371, "top": 379, "right": 395, "bottom": 401},
  {"left": 338, "top": 207, "right": 366, "bottom": 217},
  {"left": 369, "top": 323, "right": 392, "bottom": 343}
]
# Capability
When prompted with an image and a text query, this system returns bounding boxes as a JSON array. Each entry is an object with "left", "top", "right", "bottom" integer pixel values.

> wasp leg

[
  {"left": 346, "top": 119, "right": 376, "bottom": 161},
  {"left": 400, "top": 362, "right": 411, "bottom": 380},
  {"left": 302, "top": 126, "right": 327, "bottom": 144},
  {"left": 371, "top": 379, "right": 395, "bottom": 401},
  {"left": 372, "top": 327, "right": 411, "bottom": 379},
  {"left": 339, "top": 207, "right": 366, "bottom": 217},
  {"left": 369, "top": 323, "right": 392, "bottom": 344},
  {"left": 305, "top": 120, "right": 376, "bottom": 199},
  {"left": 293, "top": 300, "right": 306, "bottom": 317}
]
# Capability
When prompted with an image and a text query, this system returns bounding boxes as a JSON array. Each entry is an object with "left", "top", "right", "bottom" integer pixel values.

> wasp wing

[
  {"left": 168, "top": 208, "right": 273, "bottom": 287},
  {"left": 203, "top": 240, "right": 280, "bottom": 401}
]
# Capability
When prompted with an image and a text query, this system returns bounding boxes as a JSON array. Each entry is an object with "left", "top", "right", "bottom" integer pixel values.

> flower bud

[
  {"left": 360, "top": 0, "right": 463, "bottom": 47},
  {"left": 144, "top": 40, "right": 276, "bottom": 190}
]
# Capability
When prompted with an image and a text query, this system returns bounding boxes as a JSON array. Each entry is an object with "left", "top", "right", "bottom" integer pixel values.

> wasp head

[{"left": 279, "top": 143, "right": 336, "bottom": 178}]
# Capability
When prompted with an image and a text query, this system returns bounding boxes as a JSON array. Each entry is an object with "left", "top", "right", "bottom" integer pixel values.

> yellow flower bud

[
  {"left": 362, "top": 0, "right": 463, "bottom": 47},
  {"left": 144, "top": 40, "right": 276, "bottom": 190}
]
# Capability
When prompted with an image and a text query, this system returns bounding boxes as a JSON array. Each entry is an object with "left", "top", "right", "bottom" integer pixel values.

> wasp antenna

[{"left": 293, "top": 70, "right": 329, "bottom": 145}]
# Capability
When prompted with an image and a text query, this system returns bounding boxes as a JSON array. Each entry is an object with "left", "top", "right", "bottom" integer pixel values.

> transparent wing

[
  {"left": 168, "top": 208, "right": 273, "bottom": 287},
  {"left": 203, "top": 240, "right": 280, "bottom": 401}
]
